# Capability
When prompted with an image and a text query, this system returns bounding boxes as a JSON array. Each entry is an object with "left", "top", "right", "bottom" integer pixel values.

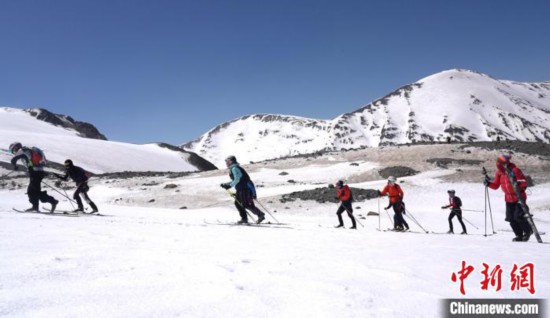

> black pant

[
  {"left": 74, "top": 183, "right": 97, "bottom": 211},
  {"left": 505, "top": 202, "right": 532, "bottom": 237},
  {"left": 336, "top": 201, "right": 356, "bottom": 227},
  {"left": 448, "top": 209, "right": 467, "bottom": 233},
  {"left": 391, "top": 202, "right": 408, "bottom": 229},
  {"left": 28, "top": 171, "right": 56, "bottom": 209},
  {"left": 234, "top": 188, "right": 263, "bottom": 221}
]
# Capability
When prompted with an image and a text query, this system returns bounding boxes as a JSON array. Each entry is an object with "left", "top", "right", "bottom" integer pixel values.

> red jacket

[
  {"left": 487, "top": 162, "right": 527, "bottom": 203},
  {"left": 380, "top": 183, "right": 404, "bottom": 204},
  {"left": 336, "top": 185, "right": 352, "bottom": 202}
]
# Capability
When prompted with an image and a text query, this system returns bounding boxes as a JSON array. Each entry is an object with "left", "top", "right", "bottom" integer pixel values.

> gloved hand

[
  {"left": 220, "top": 183, "right": 231, "bottom": 190},
  {"left": 441, "top": 206, "right": 447, "bottom": 209},
  {"left": 377, "top": 190, "right": 382, "bottom": 196},
  {"left": 483, "top": 178, "right": 489, "bottom": 187},
  {"left": 384, "top": 206, "right": 390, "bottom": 210}
]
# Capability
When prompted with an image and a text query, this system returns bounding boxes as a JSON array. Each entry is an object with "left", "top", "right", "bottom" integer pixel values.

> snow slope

[
  {"left": 0, "top": 107, "right": 214, "bottom": 173},
  {"left": 184, "top": 69, "right": 550, "bottom": 167},
  {"left": 1, "top": 145, "right": 549, "bottom": 318}
]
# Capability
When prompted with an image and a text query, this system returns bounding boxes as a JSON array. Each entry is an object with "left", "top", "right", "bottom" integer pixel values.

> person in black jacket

[
  {"left": 9, "top": 142, "right": 58, "bottom": 212},
  {"left": 220, "top": 155, "right": 265, "bottom": 224},
  {"left": 55, "top": 159, "right": 99, "bottom": 213},
  {"left": 441, "top": 190, "right": 467, "bottom": 234}
]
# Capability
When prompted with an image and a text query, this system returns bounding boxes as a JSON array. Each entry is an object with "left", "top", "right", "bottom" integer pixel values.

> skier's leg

[
  {"left": 73, "top": 188, "right": 84, "bottom": 211},
  {"left": 234, "top": 200, "right": 248, "bottom": 222},
  {"left": 448, "top": 212, "right": 455, "bottom": 233},
  {"left": 336, "top": 205, "right": 345, "bottom": 227},
  {"left": 344, "top": 202, "right": 356, "bottom": 229},
  {"left": 27, "top": 174, "right": 41, "bottom": 209},
  {"left": 506, "top": 203, "right": 523, "bottom": 238},
  {"left": 456, "top": 212, "right": 467, "bottom": 233}
]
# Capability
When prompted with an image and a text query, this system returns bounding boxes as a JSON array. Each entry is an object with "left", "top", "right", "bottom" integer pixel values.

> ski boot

[
  {"left": 237, "top": 219, "right": 248, "bottom": 224},
  {"left": 50, "top": 200, "right": 58, "bottom": 213},
  {"left": 522, "top": 230, "right": 533, "bottom": 242},
  {"left": 25, "top": 207, "right": 39, "bottom": 212},
  {"left": 256, "top": 214, "right": 265, "bottom": 224},
  {"left": 335, "top": 224, "right": 344, "bottom": 228},
  {"left": 446, "top": 230, "right": 454, "bottom": 234},
  {"left": 460, "top": 231, "right": 467, "bottom": 235},
  {"left": 512, "top": 236, "right": 524, "bottom": 242}
]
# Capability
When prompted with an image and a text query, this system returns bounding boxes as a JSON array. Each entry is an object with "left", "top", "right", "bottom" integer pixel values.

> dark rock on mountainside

[
  {"left": 26, "top": 108, "right": 107, "bottom": 140},
  {"left": 426, "top": 158, "right": 483, "bottom": 169},
  {"left": 378, "top": 166, "right": 418, "bottom": 179},
  {"left": 463, "top": 141, "right": 550, "bottom": 158},
  {"left": 157, "top": 143, "right": 217, "bottom": 171},
  {"left": 280, "top": 187, "right": 379, "bottom": 203}
]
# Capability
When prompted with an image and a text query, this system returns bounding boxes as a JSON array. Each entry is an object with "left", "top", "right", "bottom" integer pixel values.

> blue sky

[{"left": 1, "top": 0, "right": 549, "bottom": 145}]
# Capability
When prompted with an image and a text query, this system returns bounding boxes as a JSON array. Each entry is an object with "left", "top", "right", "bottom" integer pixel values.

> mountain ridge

[{"left": 183, "top": 69, "right": 550, "bottom": 167}]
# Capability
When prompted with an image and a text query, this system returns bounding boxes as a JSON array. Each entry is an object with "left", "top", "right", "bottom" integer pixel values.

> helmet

[
  {"left": 388, "top": 176, "right": 396, "bottom": 183},
  {"left": 64, "top": 159, "right": 74, "bottom": 167},
  {"left": 497, "top": 153, "right": 512, "bottom": 164},
  {"left": 336, "top": 180, "right": 344, "bottom": 188},
  {"left": 225, "top": 155, "right": 237, "bottom": 164},
  {"left": 447, "top": 189, "right": 455, "bottom": 194},
  {"left": 9, "top": 142, "right": 22, "bottom": 154}
]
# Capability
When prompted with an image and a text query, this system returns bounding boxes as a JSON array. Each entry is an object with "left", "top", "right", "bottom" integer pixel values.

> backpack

[
  {"left": 454, "top": 196, "right": 462, "bottom": 208},
  {"left": 30, "top": 147, "right": 47, "bottom": 166}
]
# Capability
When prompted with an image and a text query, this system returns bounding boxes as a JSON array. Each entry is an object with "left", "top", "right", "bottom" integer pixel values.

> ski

[
  {"left": 12, "top": 208, "right": 80, "bottom": 217},
  {"left": 382, "top": 228, "right": 427, "bottom": 234},
  {"left": 204, "top": 220, "right": 293, "bottom": 229},
  {"left": 503, "top": 165, "right": 543, "bottom": 243},
  {"left": 50, "top": 209, "right": 106, "bottom": 216}
]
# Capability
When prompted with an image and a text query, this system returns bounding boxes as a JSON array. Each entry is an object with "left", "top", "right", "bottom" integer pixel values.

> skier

[
  {"left": 378, "top": 176, "right": 409, "bottom": 231},
  {"left": 9, "top": 142, "right": 58, "bottom": 212},
  {"left": 334, "top": 180, "right": 356, "bottom": 229},
  {"left": 484, "top": 154, "right": 532, "bottom": 242},
  {"left": 220, "top": 155, "right": 265, "bottom": 224},
  {"left": 54, "top": 159, "right": 99, "bottom": 213},
  {"left": 441, "top": 190, "right": 467, "bottom": 234}
]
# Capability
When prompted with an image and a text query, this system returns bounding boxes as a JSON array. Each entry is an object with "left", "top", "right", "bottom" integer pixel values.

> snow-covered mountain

[
  {"left": 0, "top": 107, "right": 216, "bottom": 173},
  {"left": 183, "top": 69, "right": 550, "bottom": 167}
]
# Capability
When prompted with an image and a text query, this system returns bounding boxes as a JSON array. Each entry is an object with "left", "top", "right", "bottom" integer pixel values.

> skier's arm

[
  {"left": 486, "top": 172, "right": 501, "bottom": 190},
  {"left": 10, "top": 154, "right": 28, "bottom": 170}
]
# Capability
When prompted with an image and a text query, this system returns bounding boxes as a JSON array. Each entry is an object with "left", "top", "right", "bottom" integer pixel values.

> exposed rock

[
  {"left": 426, "top": 158, "right": 483, "bottom": 169},
  {"left": 378, "top": 166, "right": 418, "bottom": 179},
  {"left": 26, "top": 108, "right": 107, "bottom": 140},
  {"left": 280, "top": 187, "right": 379, "bottom": 203}
]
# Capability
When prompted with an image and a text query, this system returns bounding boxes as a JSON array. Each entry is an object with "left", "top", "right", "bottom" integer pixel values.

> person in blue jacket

[{"left": 220, "top": 155, "right": 265, "bottom": 224}]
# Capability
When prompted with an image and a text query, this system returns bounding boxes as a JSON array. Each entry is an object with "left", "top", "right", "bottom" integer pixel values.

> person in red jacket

[
  {"left": 485, "top": 154, "right": 532, "bottom": 242},
  {"left": 379, "top": 176, "right": 409, "bottom": 231},
  {"left": 334, "top": 180, "right": 356, "bottom": 229}
]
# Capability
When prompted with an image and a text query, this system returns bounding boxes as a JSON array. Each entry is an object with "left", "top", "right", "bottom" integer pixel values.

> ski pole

[
  {"left": 41, "top": 181, "right": 78, "bottom": 204},
  {"left": 461, "top": 209, "right": 484, "bottom": 213},
  {"left": 340, "top": 203, "right": 364, "bottom": 228},
  {"left": 404, "top": 208, "right": 429, "bottom": 233},
  {"left": 0, "top": 170, "right": 15, "bottom": 179},
  {"left": 485, "top": 187, "right": 496, "bottom": 234},
  {"left": 225, "top": 189, "right": 256, "bottom": 223},
  {"left": 254, "top": 198, "right": 281, "bottom": 224},
  {"left": 482, "top": 166, "right": 496, "bottom": 235},
  {"left": 461, "top": 215, "right": 479, "bottom": 230},
  {"left": 378, "top": 197, "right": 381, "bottom": 231},
  {"left": 384, "top": 206, "right": 394, "bottom": 228},
  {"left": 62, "top": 188, "right": 77, "bottom": 210}
]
